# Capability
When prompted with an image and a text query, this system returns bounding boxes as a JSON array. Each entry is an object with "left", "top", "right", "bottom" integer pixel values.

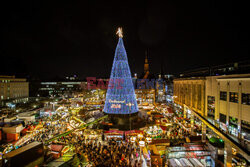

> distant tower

[
  {"left": 143, "top": 50, "right": 150, "bottom": 79},
  {"left": 144, "top": 51, "right": 149, "bottom": 74}
]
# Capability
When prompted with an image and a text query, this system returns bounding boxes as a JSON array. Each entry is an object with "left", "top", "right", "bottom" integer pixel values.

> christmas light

[{"left": 104, "top": 29, "right": 138, "bottom": 114}]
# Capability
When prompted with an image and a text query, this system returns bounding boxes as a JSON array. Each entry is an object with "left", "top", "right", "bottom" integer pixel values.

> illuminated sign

[
  {"left": 109, "top": 99, "right": 125, "bottom": 103},
  {"left": 111, "top": 104, "right": 121, "bottom": 108}
]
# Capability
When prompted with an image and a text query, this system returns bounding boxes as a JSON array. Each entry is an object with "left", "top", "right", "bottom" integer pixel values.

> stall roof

[
  {"left": 160, "top": 126, "right": 168, "bottom": 131},
  {"left": 105, "top": 130, "right": 123, "bottom": 135},
  {"left": 150, "top": 139, "right": 170, "bottom": 145},
  {"left": 125, "top": 130, "right": 143, "bottom": 135},
  {"left": 51, "top": 144, "right": 64, "bottom": 152},
  {"left": 4, "top": 142, "right": 42, "bottom": 158},
  {"left": 154, "top": 115, "right": 164, "bottom": 118}
]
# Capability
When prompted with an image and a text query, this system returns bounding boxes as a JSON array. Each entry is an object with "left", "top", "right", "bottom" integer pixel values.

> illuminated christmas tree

[{"left": 104, "top": 28, "right": 138, "bottom": 114}]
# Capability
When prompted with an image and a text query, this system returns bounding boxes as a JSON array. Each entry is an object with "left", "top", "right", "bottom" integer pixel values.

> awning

[
  {"left": 125, "top": 130, "right": 144, "bottom": 136},
  {"left": 51, "top": 144, "right": 64, "bottom": 152},
  {"left": 104, "top": 130, "right": 123, "bottom": 135}
]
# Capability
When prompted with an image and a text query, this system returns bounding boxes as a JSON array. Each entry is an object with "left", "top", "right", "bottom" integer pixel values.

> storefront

[
  {"left": 241, "top": 120, "right": 250, "bottom": 140},
  {"left": 83, "top": 129, "right": 102, "bottom": 140},
  {"left": 207, "top": 96, "right": 215, "bottom": 120},
  {"left": 229, "top": 116, "right": 238, "bottom": 137},
  {"left": 219, "top": 114, "right": 227, "bottom": 132},
  {"left": 104, "top": 130, "right": 124, "bottom": 140},
  {"left": 146, "top": 126, "right": 162, "bottom": 137}
]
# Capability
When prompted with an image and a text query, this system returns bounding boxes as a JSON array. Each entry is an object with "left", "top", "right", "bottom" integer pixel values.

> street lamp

[{"left": 126, "top": 102, "right": 134, "bottom": 131}]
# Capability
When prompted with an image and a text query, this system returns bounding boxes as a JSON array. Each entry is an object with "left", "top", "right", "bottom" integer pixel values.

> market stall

[{"left": 104, "top": 130, "right": 124, "bottom": 140}]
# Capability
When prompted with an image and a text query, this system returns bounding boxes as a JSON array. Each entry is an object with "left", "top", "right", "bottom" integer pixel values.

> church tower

[{"left": 144, "top": 50, "right": 149, "bottom": 74}]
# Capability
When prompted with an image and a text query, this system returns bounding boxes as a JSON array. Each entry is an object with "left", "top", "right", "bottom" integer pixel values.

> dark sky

[{"left": 0, "top": 0, "right": 249, "bottom": 80}]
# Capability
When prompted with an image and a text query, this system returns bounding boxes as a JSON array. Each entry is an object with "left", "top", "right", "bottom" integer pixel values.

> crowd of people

[
  {"left": 2, "top": 104, "right": 198, "bottom": 166},
  {"left": 75, "top": 138, "right": 146, "bottom": 167}
]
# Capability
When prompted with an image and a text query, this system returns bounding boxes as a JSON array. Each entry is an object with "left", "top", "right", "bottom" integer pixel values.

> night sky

[{"left": 0, "top": 0, "right": 249, "bottom": 80}]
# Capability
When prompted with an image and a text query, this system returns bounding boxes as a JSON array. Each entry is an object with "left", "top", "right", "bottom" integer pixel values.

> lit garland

[{"left": 104, "top": 35, "right": 138, "bottom": 114}]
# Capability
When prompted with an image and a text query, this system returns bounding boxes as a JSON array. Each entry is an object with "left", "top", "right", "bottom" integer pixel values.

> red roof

[
  {"left": 51, "top": 145, "right": 64, "bottom": 152},
  {"left": 154, "top": 115, "right": 164, "bottom": 118},
  {"left": 160, "top": 126, "right": 167, "bottom": 131},
  {"left": 105, "top": 130, "right": 123, "bottom": 135},
  {"left": 125, "top": 130, "right": 143, "bottom": 135}
]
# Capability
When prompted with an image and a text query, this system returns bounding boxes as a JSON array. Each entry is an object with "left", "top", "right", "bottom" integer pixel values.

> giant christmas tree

[{"left": 104, "top": 28, "right": 138, "bottom": 114}]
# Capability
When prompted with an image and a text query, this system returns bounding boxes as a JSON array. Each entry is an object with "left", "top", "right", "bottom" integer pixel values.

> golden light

[
  {"left": 146, "top": 137, "right": 152, "bottom": 143},
  {"left": 139, "top": 141, "right": 145, "bottom": 147},
  {"left": 138, "top": 133, "right": 143, "bottom": 139},
  {"left": 130, "top": 136, "right": 136, "bottom": 143},
  {"left": 116, "top": 27, "right": 123, "bottom": 38}
]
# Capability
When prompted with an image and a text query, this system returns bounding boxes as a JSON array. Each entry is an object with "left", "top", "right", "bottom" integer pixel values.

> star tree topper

[{"left": 116, "top": 27, "right": 123, "bottom": 38}]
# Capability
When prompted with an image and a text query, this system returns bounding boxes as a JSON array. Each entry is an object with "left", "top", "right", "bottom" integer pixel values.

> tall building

[
  {"left": 0, "top": 76, "right": 29, "bottom": 106},
  {"left": 134, "top": 52, "right": 156, "bottom": 105},
  {"left": 104, "top": 28, "right": 138, "bottom": 114},
  {"left": 173, "top": 74, "right": 250, "bottom": 140}
]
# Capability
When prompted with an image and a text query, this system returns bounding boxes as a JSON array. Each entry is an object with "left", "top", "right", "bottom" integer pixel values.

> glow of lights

[
  {"left": 104, "top": 30, "right": 138, "bottom": 114},
  {"left": 116, "top": 27, "right": 123, "bottom": 38},
  {"left": 130, "top": 137, "right": 136, "bottom": 143},
  {"left": 139, "top": 141, "right": 145, "bottom": 147},
  {"left": 146, "top": 137, "right": 152, "bottom": 143},
  {"left": 138, "top": 134, "right": 143, "bottom": 138}
]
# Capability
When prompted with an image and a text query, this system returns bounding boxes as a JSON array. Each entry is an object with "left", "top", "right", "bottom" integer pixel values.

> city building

[
  {"left": 30, "top": 81, "right": 86, "bottom": 97},
  {"left": 173, "top": 77, "right": 206, "bottom": 116},
  {"left": 173, "top": 74, "right": 250, "bottom": 140},
  {"left": 135, "top": 89, "right": 155, "bottom": 105},
  {"left": 205, "top": 74, "right": 250, "bottom": 140},
  {"left": 0, "top": 76, "right": 29, "bottom": 106},
  {"left": 134, "top": 54, "right": 156, "bottom": 105}
]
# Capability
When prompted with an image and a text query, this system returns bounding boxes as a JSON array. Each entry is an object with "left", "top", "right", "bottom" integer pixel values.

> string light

[{"left": 104, "top": 29, "right": 138, "bottom": 114}]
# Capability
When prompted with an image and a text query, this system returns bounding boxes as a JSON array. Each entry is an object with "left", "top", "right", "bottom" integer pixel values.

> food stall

[
  {"left": 104, "top": 130, "right": 124, "bottom": 140},
  {"left": 83, "top": 129, "right": 102, "bottom": 140}
]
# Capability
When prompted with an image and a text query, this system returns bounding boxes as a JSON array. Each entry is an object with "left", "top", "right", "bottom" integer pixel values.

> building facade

[
  {"left": 173, "top": 74, "right": 250, "bottom": 140},
  {"left": 205, "top": 74, "right": 250, "bottom": 139},
  {"left": 173, "top": 77, "right": 206, "bottom": 116},
  {"left": 30, "top": 81, "right": 86, "bottom": 97},
  {"left": 0, "top": 76, "right": 29, "bottom": 106},
  {"left": 135, "top": 89, "right": 155, "bottom": 105}
]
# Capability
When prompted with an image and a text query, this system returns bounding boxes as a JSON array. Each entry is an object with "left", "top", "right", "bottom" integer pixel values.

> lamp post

[{"left": 126, "top": 102, "right": 134, "bottom": 131}]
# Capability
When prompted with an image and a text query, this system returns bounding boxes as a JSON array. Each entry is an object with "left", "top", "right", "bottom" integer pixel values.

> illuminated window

[{"left": 229, "top": 92, "right": 238, "bottom": 103}]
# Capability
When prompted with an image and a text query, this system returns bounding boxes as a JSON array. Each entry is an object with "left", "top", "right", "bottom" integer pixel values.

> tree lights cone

[{"left": 104, "top": 28, "right": 138, "bottom": 115}]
